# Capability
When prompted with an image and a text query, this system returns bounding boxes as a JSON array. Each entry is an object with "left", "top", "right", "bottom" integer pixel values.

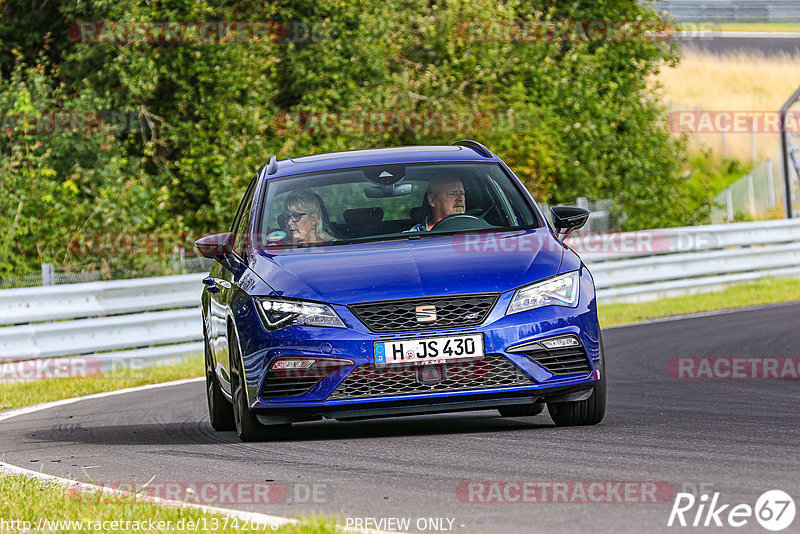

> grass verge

[
  {"left": 599, "top": 276, "right": 800, "bottom": 327},
  {"left": 0, "top": 474, "right": 338, "bottom": 533},
  {"left": 655, "top": 50, "right": 800, "bottom": 162},
  {"left": 0, "top": 354, "right": 204, "bottom": 411}
]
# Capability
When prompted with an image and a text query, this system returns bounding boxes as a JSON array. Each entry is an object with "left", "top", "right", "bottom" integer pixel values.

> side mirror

[
  {"left": 551, "top": 206, "right": 590, "bottom": 240},
  {"left": 195, "top": 232, "right": 234, "bottom": 261}
]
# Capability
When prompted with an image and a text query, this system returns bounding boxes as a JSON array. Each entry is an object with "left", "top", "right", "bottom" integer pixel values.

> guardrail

[
  {"left": 1, "top": 218, "right": 799, "bottom": 381},
  {"left": 0, "top": 274, "right": 205, "bottom": 382},
  {"left": 569, "top": 218, "right": 800, "bottom": 301},
  {"left": 654, "top": 1, "right": 800, "bottom": 22}
]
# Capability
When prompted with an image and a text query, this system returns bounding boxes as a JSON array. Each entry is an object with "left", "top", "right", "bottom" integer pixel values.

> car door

[{"left": 209, "top": 173, "right": 259, "bottom": 395}]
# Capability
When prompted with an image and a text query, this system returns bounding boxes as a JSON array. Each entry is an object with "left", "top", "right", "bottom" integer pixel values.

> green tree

[{"left": 0, "top": 0, "right": 708, "bottom": 277}]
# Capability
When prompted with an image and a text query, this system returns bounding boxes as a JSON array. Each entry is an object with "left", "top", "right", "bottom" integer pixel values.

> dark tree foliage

[{"left": 0, "top": 0, "right": 702, "bottom": 274}]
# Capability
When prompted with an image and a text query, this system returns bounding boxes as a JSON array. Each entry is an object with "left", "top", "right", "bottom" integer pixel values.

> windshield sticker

[{"left": 267, "top": 231, "right": 287, "bottom": 242}]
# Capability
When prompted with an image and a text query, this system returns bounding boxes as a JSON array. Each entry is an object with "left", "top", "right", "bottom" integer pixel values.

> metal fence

[
  {"left": 539, "top": 198, "right": 624, "bottom": 234},
  {"left": 0, "top": 254, "right": 212, "bottom": 290},
  {"left": 1, "top": 218, "right": 799, "bottom": 381},
  {"left": 651, "top": 1, "right": 800, "bottom": 22},
  {"left": 574, "top": 218, "right": 800, "bottom": 301},
  {"left": 0, "top": 273, "right": 205, "bottom": 381},
  {"left": 709, "top": 156, "right": 792, "bottom": 222},
  {"left": 0, "top": 219, "right": 800, "bottom": 381}
]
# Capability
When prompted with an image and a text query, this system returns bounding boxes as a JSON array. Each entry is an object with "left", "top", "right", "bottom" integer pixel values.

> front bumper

[
  {"left": 234, "top": 268, "right": 601, "bottom": 419},
  {"left": 255, "top": 383, "right": 597, "bottom": 425}
]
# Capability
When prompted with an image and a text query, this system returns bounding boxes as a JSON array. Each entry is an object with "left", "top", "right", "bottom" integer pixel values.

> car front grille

[
  {"left": 348, "top": 294, "right": 498, "bottom": 333},
  {"left": 514, "top": 346, "right": 592, "bottom": 376},
  {"left": 327, "top": 354, "right": 533, "bottom": 399}
]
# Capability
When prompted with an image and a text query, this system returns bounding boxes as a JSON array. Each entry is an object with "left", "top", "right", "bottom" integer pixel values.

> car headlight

[
  {"left": 255, "top": 298, "right": 346, "bottom": 330},
  {"left": 506, "top": 271, "right": 580, "bottom": 315}
]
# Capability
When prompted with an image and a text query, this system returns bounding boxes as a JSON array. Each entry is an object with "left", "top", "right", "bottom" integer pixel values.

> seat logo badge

[{"left": 416, "top": 305, "right": 437, "bottom": 323}]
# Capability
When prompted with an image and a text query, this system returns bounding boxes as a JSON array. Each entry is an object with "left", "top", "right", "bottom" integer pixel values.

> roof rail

[
  {"left": 453, "top": 139, "right": 492, "bottom": 158},
  {"left": 267, "top": 154, "right": 278, "bottom": 175}
]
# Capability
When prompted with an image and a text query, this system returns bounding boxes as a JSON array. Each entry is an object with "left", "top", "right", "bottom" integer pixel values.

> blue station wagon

[{"left": 196, "top": 140, "right": 605, "bottom": 441}]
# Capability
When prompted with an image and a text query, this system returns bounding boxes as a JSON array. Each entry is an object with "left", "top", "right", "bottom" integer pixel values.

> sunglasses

[{"left": 278, "top": 211, "right": 314, "bottom": 228}]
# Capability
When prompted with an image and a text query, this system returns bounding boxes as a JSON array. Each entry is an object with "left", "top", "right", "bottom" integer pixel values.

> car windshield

[{"left": 255, "top": 162, "right": 541, "bottom": 248}]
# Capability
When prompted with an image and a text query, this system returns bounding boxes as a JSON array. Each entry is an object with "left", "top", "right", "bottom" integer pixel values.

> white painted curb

[
  {"left": 0, "top": 378, "right": 293, "bottom": 528},
  {"left": 0, "top": 377, "right": 391, "bottom": 533}
]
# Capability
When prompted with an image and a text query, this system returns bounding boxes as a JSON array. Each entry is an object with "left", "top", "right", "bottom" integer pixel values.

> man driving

[{"left": 408, "top": 175, "right": 466, "bottom": 232}]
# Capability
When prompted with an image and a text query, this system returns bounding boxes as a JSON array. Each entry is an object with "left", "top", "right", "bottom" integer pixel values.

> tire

[
  {"left": 205, "top": 332, "right": 235, "bottom": 431},
  {"left": 547, "top": 335, "right": 606, "bottom": 427},
  {"left": 229, "top": 330, "right": 291, "bottom": 442},
  {"left": 498, "top": 402, "right": 544, "bottom": 417}
]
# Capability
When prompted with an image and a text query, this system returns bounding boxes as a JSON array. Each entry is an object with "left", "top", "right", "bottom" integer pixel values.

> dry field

[{"left": 655, "top": 50, "right": 800, "bottom": 162}]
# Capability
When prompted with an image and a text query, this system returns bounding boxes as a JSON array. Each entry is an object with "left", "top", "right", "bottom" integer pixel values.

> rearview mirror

[
  {"left": 364, "top": 183, "right": 413, "bottom": 198},
  {"left": 551, "top": 206, "right": 590, "bottom": 240}
]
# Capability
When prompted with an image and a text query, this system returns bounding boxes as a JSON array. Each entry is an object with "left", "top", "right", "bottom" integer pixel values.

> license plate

[{"left": 374, "top": 334, "right": 484, "bottom": 366}]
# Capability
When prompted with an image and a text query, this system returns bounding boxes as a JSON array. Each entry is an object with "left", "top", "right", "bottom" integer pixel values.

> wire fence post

[
  {"left": 726, "top": 189, "right": 734, "bottom": 222},
  {"left": 694, "top": 107, "right": 701, "bottom": 148},
  {"left": 767, "top": 158, "right": 776, "bottom": 210},
  {"left": 171, "top": 248, "right": 180, "bottom": 274},
  {"left": 41, "top": 263, "right": 55, "bottom": 286},
  {"left": 576, "top": 197, "right": 589, "bottom": 234}
]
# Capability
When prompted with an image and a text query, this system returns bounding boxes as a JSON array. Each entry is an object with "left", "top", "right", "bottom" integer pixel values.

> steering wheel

[{"left": 430, "top": 214, "right": 493, "bottom": 232}]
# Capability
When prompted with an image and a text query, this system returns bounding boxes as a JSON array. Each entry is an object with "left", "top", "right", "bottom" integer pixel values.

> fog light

[
  {"left": 541, "top": 336, "right": 581, "bottom": 349},
  {"left": 271, "top": 358, "right": 316, "bottom": 370}
]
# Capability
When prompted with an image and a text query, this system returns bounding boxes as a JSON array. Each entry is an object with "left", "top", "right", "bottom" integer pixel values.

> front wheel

[
  {"left": 205, "top": 331, "right": 235, "bottom": 431},
  {"left": 230, "top": 332, "right": 291, "bottom": 442},
  {"left": 548, "top": 336, "right": 607, "bottom": 426}
]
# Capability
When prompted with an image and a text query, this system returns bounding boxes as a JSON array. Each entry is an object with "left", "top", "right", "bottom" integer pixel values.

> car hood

[{"left": 252, "top": 229, "right": 565, "bottom": 304}]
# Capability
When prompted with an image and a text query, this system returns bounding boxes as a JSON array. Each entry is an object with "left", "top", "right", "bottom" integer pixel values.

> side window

[{"left": 232, "top": 176, "right": 258, "bottom": 258}]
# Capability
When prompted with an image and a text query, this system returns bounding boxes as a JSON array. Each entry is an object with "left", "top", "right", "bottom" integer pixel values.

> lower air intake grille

[
  {"left": 328, "top": 354, "right": 533, "bottom": 399},
  {"left": 260, "top": 375, "right": 323, "bottom": 399},
  {"left": 516, "top": 346, "right": 592, "bottom": 376},
  {"left": 260, "top": 361, "right": 350, "bottom": 399}
]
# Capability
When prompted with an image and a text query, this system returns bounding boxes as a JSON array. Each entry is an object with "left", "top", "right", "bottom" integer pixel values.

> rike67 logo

[{"left": 668, "top": 490, "right": 796, "bottom": 531}]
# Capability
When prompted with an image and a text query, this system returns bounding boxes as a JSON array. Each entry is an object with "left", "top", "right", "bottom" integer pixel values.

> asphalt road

[
  {"left": 2, "top": 302, "right": 799, "bottom": 533},
  {"left": 677, "top": 33, "right": 800, "bottom": 56}
]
